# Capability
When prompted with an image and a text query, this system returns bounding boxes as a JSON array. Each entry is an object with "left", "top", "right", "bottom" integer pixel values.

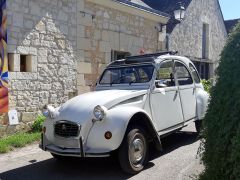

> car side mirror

[{"left": 155, "top": 81, "right": 167, "bottom": 88}]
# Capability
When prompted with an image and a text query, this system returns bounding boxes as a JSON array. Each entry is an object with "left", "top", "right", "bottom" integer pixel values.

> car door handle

[{"left": 154, "top": 88, "right": 166, "bottom": 95}]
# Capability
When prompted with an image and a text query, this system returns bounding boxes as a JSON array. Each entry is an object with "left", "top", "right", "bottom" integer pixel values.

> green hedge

[{"left": 200, "top": 23, "right": 240, "bottom": 179}]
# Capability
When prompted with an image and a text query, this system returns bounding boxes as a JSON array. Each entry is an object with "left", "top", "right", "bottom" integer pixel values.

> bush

[
  {"left": 200, "top": 23, "right": 240, "bottom": 179},
  {"left": 32, "top": 115, "right": 46, "bottom": 132},
  {"left": 201, "top": 79, "right": 212, "bottom": 94}
]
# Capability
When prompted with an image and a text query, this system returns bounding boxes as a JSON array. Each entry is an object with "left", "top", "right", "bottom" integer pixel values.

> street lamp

[
  {"left": 174, "top": 2, "right": 185, "bottom": 22},
  {"left": 159, "top": 2, "right": 186, "bottom": 32}
]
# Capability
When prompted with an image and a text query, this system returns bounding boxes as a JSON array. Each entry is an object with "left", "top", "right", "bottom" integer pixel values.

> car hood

[{"left": 56, "top": 89, "right": 148, "bottom": 123}]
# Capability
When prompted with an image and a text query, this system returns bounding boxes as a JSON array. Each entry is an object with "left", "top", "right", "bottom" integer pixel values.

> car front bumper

[{"left": 40, "top": 133, "right": 110, "bottom": 157}]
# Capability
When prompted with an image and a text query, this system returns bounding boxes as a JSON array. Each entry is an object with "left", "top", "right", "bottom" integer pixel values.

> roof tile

[{"left": 114, "top": 0, "right": 170, "bottom": 18}]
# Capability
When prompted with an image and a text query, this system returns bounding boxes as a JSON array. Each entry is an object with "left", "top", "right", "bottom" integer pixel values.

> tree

[{"left": 200, "top": 22, "right": 240, "bottom": 179}]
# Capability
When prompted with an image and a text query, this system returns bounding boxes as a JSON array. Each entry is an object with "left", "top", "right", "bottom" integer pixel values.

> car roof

[
  {"left": 108, "top": 52, "right": 193, "bottom": 68},
  {"left": 156, "top": 55, "right": 193, "bottom": 67}
]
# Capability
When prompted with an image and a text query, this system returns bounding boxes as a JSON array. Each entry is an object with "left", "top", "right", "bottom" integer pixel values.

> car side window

[
  {"left": 175, "top": 61, "right": 193, "bottom": 86},
  {"left": 156, "top": 61, "right": 175, "bottom": 87},
  {"left": 189, "top": 64, "right": 201, "bottom": 83}
]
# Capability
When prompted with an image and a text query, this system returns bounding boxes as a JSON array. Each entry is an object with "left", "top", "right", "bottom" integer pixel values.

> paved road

[{"left": 0, "top": 124, "right": 204, "bottom": 180}]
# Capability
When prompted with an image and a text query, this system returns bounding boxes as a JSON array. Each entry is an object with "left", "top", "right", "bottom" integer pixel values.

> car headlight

[
  {"left": 42, "top": 105, "right": 55, "bottom": 119},
  {"left": 42, "top": 108, "right": 49, "bottom": 117},
  {"left": 93, "top": 105, "right": 107, "bottom": 121}
]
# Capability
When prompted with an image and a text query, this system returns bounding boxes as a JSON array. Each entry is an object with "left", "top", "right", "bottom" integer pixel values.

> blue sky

[{"left": 219, "top": 0, "right": 240, "bottom": 20}]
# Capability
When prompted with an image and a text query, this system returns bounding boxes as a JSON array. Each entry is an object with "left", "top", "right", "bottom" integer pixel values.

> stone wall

[
  {"left": 76, "top": 0, "right": 165, "bottom": 93},
  {"left": 1, "top": 0, "right": 78, "bottom": 136},
  {"left": 169, "top": 0, "right": 227, "bottom": 77},
  {"left": 0, "top": 0, "right": 166, "bottom": 136}
]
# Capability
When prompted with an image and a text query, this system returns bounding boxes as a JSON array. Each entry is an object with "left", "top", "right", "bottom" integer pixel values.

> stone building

[
  {"left": 144, "top": 0, "right": 227, "bottom": 79},
  {"left": 0, "top": 0, "right": 228, "bottom": 135},
  {"left": 0, "top": 0, "right": 170, "bottom": 135}
]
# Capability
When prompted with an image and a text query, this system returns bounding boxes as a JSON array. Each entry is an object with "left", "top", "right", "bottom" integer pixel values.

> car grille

[{"left": 54, "top": 121, "right": 79, "bottom": 138}]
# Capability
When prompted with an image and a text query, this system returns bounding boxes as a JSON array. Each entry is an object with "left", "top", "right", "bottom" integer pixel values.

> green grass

[{"left": 0, "top": 132, "right": 41, "bottom": 153}]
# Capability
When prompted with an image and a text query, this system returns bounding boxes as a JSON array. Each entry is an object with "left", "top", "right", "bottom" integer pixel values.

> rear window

[
  {"left": 175, "top": 61, "right": 193, "bottom": 86},
  {"left": 189, "top": 64, "right": 201, "bottom": 83}
]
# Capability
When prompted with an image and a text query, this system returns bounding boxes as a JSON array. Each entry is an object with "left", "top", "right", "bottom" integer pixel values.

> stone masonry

[
  {"left": 0, "top": 0, "right": 167, "bottom": 136},
  {"left": 1, "top": 0, "right": 78, "bottom": 136},
  {"left": 169, "top": 0, "right": 227, "bottom": 77},
  {"left": 76, "top": 0, "right": 165, "bottom": 94}
]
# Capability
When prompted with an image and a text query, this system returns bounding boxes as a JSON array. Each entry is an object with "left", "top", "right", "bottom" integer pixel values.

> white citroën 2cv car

[{"left": 40, "top": 52, "right": 209, "bottom": 174}]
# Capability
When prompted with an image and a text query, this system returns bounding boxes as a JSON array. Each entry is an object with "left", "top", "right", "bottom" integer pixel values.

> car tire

[
  {"left": 195, "top": 120, "right": 202, "bottom": 134},
  {"left": 118, "top": 126, "right": 149, "bottom": 174}
]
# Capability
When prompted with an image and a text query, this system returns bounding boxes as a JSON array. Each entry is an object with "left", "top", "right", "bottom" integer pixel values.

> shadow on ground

[{"left": 0, "top": 131, "right": 199, "bottom": 180}]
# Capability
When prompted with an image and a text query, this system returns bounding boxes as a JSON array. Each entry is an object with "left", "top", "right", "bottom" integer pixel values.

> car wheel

[
  {"left": 118, "top": 127, "right": 148, "bottom": 174},
  {"left": 195, "top": 120, "right": 202, "bottom": 134}
]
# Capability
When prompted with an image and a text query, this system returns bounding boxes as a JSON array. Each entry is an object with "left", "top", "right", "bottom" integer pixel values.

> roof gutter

[{"left": 86, "top": 0, "right": 170, "bottom": 24}]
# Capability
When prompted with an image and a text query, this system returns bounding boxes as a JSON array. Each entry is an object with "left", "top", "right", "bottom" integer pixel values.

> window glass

[
  {"left": 175, "top": 61, "right": 193, "bottom": 85},
  {"left": 156, "top": 61, "right": 175, "bottom": 87},
  {"left": 138, "top": 68, "right": 149, "bottom": 83},
  {"left": 189, "top": 64, "right": 201, "bottom": 83},
  {"left": 99, "top": 65, "right": 154, "bottom": 85}
]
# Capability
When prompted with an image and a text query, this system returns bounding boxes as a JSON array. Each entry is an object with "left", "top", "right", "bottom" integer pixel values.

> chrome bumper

[
  {"left": 45, "top": 144, "right": 83, "bottom": 156},
  {"left": 40, "top": 133, "right": 110, "bottom": 157}
]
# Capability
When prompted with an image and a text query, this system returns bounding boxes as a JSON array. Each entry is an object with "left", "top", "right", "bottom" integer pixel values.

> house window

[
  {"left": 111, "top": 50, "right": 131, "bottom": 61},
  {"left": 20, "top": 55, "right": 32, "bottom": 72},
  {"left": 7, "top": 53, "right": 35, "bottom": 72},
  {"left": 202, "top": 24, "right": 209, "bottom": 59}
]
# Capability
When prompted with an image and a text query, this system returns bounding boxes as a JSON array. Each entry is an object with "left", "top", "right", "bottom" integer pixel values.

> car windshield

[{"left": 99, "top": 65, "right": 154, "bottom": 85}]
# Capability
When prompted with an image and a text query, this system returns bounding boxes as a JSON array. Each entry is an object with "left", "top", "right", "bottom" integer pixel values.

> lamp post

[
  {"left": 174, "top": 2, "right": 186, "bottom": 22},
  {"left": 159, "top": 2, "right": 186, "bottom": 32}
]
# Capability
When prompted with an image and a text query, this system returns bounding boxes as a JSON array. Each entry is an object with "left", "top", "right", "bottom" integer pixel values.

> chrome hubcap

[{"left": 129, "top": 137, "right": 145, "bottom": 165}]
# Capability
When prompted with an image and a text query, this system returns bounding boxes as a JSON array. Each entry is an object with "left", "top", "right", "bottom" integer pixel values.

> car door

[
  {"left": 151, "top": 60, "right": 184, "bottom": 132},
  {"left": 174, "top": 60, "right": 197, "bottom": 122}
]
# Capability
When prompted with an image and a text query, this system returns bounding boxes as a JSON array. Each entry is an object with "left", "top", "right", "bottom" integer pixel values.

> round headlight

[
  {"left": 42, "top": 109, "right": 49, "bottom": 117},
  {"left": 42, "top": 105, "right": 55, "bottom": 118},
  {"left": 42, "top": 105, "right": 49, "bottom": 117},
  {"left": 93, "top": 105, "right": 106, "bottom": 121}
]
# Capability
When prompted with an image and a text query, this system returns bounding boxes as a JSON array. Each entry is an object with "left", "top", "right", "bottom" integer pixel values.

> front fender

[{"left": 85, "top": 106, "right": 152, "bottom": 154}]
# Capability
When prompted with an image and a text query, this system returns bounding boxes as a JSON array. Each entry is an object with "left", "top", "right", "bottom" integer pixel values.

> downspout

[{"left": 166, "top": 33, "right": 170, "bottom": 51}]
